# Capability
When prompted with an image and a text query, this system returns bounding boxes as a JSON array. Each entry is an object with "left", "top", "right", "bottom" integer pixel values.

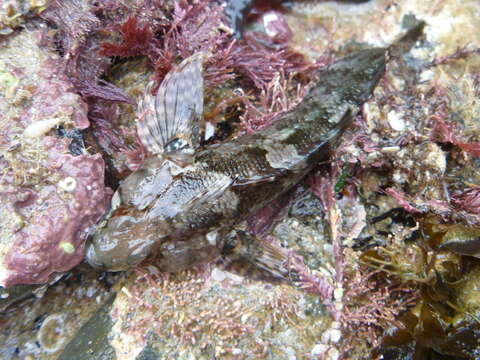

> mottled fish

[{"left": 86, "top": 48, "right": 386, "bottom": 278}]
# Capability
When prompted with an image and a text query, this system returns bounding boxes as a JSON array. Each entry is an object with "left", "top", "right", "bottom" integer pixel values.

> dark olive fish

[{"left": 85, "top": 48, "right": 386, "bottom": 275}]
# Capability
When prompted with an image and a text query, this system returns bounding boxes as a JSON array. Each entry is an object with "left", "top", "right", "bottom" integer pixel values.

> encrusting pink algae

[{"left": 0, "top": 28, "right": 111, "bottom": 287}]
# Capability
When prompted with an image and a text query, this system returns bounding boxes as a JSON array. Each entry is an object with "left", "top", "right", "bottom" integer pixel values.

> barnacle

[
  {"left": 36, "top": 314, "right": 68, "bottom": 354},
  {"left": 58, "top": 177, "right": 77, "bottom": 192}
]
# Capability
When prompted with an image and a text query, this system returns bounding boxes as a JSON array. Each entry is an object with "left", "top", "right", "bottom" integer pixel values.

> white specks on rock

[
  {"left": 311, "top": 344, "right": 340, "bottom": 360},
  {"left": 263, "top": 12, "right": 280, "bottom": 37},
  {"left": 387, "top": 110, "right": 406, "bottom": 131},
  {"left": 333, "top": 287, "right": 343, "bottom": 301},
  {"left": 420, "top": 68, "right": 435, "bottom": 82},
  {"left": 330, "top": 329, "right": 342, "bottom": 343},
  {"left": 327, "top": 348, "right": 340, "bottom": 360},
  {"left": 423, "top": 143, "right": 447, "bottom": 174},
  {"left": 393, "top": 169, "right": 408, "bottom": 185},
  {"left": 363, "top": 102, "right": 381, "bottom": 132},
  {"left": 204, "top": 121, "right": 215, "bottom": 141},
  {"left": 311, "top": 343, "right": 328, "bottom": 356},
  {"left": 322, "top": 325, "right": 342, "bottom": 344},
  {"left": 231, "top": 348, "right": 242, "bottom": 355},
  {"left": 211, "top": 268, "right": 227, "bottom": 282},
  {"left": 283, "top": 346, "right": 296, "bottom": 360},
  {"left": 380, "top": 146, "right": 401, "bottom": 154}
]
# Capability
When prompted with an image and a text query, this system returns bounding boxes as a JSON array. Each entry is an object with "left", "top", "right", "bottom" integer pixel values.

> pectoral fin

[
  {"left": 221, "top": 229, "right": 298, "bottom": 282},
  {"left": 137, "top": 52, "right": 207, "bottom": 155},
  {"left": 184, "top": 173, "right": 235, "bottom": 209}
]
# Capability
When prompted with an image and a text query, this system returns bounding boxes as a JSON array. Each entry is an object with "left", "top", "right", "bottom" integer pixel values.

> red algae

[
  {"left": 452, "top": 187, "right": 480, "bottom": 215},
  {"left": 431, "top": 114, "right": 480, "bottom": 158},
  {"left": 100, "top": 17, "right": 153, "bottom": 58}
]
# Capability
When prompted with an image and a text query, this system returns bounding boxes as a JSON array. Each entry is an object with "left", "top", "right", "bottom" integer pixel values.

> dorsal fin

[{"left": 137, "top": 52, "right": 207, "bottom": 155}]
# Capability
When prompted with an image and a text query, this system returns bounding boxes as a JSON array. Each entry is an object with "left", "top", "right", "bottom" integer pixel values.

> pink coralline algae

[
  {"left": 0, "top": 29, "right": 111, "bottom": 287},
  {"left": 1, "top": 139, "right": 111, "bottom": 287}
]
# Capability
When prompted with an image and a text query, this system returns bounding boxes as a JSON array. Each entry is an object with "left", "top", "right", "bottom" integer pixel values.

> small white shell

[
  {"left": 24, "top": 118, "right": 63, "bottom": 138},
  {"left": 58, "top": 177, "right": 77, "bottom": 192}
]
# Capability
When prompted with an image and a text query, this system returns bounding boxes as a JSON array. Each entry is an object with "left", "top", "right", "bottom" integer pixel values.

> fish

[{"left": 85, "top": 47, "right": 386, "bottom": 277}]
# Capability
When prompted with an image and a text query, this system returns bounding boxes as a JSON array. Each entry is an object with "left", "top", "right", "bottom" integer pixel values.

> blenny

[{"left": 86, "top": 48, "right": 386, "bottom": 277}]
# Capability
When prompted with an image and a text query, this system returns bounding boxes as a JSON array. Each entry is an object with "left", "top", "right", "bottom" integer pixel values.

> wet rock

[
  {"left": 0, "top": 284, "right": 40, "bottom": 312},
  {"left": 0, "top": 268, "right": 115, "bottom": 359},
  {"left": 0, "top": 274, "right": 66, "bottom": 312},
  {"left": 288, "top": 190, "right": 323, "bottom": 223},
  {"left": 61, "top": 267, "right": 331, "bottom": 360},
  {"left": 59, "top": 294, "right": 117, "bottom": 360}
]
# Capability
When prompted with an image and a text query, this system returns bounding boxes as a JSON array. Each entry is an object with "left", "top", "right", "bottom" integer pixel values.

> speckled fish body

[{"left": 86, "top": 48, "right": 386, "bottom": 272}]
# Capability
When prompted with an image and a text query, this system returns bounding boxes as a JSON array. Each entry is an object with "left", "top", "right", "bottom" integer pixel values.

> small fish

[{"left": 86, "top": 48, "right": 386, "bottom": 278}]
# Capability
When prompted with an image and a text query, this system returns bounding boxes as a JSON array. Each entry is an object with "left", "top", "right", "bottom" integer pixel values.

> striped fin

[
  {"left": 221, "top": 230, "right": 299, "bottom": 282},
  {"left": 137, "top": 52, "right": 206, "bottom": 155}
]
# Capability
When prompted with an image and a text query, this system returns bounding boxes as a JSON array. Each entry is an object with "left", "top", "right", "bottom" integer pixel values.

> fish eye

[
  {"left": 222, "top": 231, "right": 240, "bottom": 254},
  {"left": 164, "top": 137, "right": 189, "bottom": 153}
]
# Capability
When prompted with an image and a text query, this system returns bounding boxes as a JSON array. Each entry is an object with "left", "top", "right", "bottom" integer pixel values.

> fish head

[
  {"left": 86, "top": 210, "right": 222, "bottom": 271},
  {"left": 86, "top": 156, "right": 177, "bottom": 271},
  {"left": 85, "top": 204, "right": 172, "bottom": 271}
]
